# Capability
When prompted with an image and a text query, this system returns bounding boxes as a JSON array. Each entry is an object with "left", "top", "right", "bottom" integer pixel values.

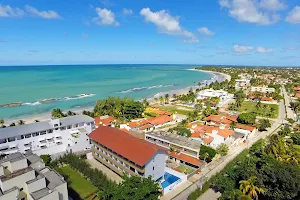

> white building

[
  {"left": 250, "top": 86, "right": 275, "bottom": 93},
  {"left": 235, "top": 79, "right": 251, "bottom": 90},
  {"left": 0, "top": 115, "right": 95, "bottom": 156},
  {"left": 197, "top": 89, "right": 234, "bottom": 105},
  {"left": 0, "top": 152, "right": 68, "bottom": 200},
  {"left": 89, "top": 126, "right": 167, "bottom": 180}
]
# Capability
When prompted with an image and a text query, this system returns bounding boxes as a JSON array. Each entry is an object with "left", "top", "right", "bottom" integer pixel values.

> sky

[{"left": 0, "top": 0, "right": 300, "bottom": 66}]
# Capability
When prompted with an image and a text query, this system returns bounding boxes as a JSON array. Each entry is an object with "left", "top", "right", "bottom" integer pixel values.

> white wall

[
  {"left": 1, "top": 170, "right": 35, "bottom": 192},
  {"left": 144, "top": 151, "right": 167, "bottom": 180}
]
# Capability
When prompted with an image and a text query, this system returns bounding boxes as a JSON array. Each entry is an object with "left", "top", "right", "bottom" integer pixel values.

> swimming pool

[{"left": 160, "top": 172, "right": 181, "bottom": 188}]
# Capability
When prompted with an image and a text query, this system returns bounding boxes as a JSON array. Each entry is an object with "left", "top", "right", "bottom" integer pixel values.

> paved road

[
  {"left": 282, "top": 86, "right": 296, "bottom": 120},
  {"left": 170, "top": 87, "right": 286, "bottom": 200}
]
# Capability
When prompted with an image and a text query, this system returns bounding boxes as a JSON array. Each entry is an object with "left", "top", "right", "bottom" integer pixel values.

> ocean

[{"left": 0, "top": 64, "right": 212, "bottom": 120}]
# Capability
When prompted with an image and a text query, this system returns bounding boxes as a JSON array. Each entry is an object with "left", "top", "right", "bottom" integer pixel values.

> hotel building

[
  {"left": 250, "top": 86, "right": 275, "bottom": 93},
  {"left": 0, "top": 152, "right": 68, "bottom": 200},
  {"left": 0, "top": 115, "right": 95, "bottom": 156},
  {"left": 89, "top": 126, "right": 167, "bottom": 180}
]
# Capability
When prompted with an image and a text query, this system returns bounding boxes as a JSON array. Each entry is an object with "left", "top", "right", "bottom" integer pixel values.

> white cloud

[
  {"left": 259, "top": 0, "right": 287, "bottom": 11},
  {"left": 0, "top": 4, "right": 25, "bottom": 17},
  {"left": 198, "top": 27, "right": 215, "bottom": 36},
  {"left": 256, "top": 46, "right": 273, "bottom": 53},
  {"left": 286, "top": 6, "right": 300, "bottom": 24},
  {"left": 122, "top": 8, "right": 133, "bottom": 15},
  {"left": 93, "top": 7, "right": 119, "bottom": 26},
  {"left": 140, "top": 8, "right": 198, "bottom": 42},
  {"left": 25, "top": 5, "right": 61, "bottom": 19},
  {"left": 233, "top": 44, "right": 254, "bottom": 53},
  {"left": 0, "top": 4, "right": 60, "bottom": 19},
  {"left": 219, "top": 0, "right": 281, "bottom": 25}
]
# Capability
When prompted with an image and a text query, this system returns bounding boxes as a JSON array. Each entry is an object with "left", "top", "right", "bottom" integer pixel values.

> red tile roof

[
  {"left": 296, "top": 92, "right": 300, "bottom": 98},
  {"left": 170, "top": 152, "right": 201, "bottom": 166},
  {"left": 202, "top": 136, "right": 214, "bottom": 144},
  {"left": 204, "top": 115, "right": 237, "bottom": 124},
  {"left": 148, "top": 115, "right": 173, "bottom": 125},
  {"left": 89, "top": 126, "right": 165, "bottom": 166},
  {"left": 261, "top": 97, "right": 273, "bottom": 101},
  {"left": 235, "top": 124, "right": 256, "bottom": 131},
  {"left": 217, "top": 129, "right": 234, "bottom": 138},
  {"left": 127, "top": 119, "right": 149, "bottom": 129},
  {"left": 139, "top": 124, "right": 153, "bottom": 130},
  {"left": 150, "top": 110, "right": 172, "bottom": 116}
]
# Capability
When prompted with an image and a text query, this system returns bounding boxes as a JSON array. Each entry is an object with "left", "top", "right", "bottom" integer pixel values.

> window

[
  {"left": 48, "top": 129, "right": 53, "bottom": 133},
  {"left": 67, "top": 126, "right": 71, "bottom": 129},
  {"left": 40, "top": 131, "right": 46, "bottom": 135},
  {"left": 32, "top": 132, "right": 39, "bottom": 137},
  {"left": 25, "top": 134, "right": 31, "bottom": 139},
  {"left": 153, "top": 166, "right": 155, "bottom": 170},
  {"left": 8, "top": 137, "right": 16, "bottom": 142}
]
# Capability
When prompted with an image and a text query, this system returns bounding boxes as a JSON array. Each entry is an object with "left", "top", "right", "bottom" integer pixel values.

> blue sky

[{"left": 0, "top": 0, "right": 300, "bottom": 66}]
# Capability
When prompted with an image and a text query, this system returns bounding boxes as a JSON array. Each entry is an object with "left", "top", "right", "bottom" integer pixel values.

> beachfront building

[
  {"left": 89, "top": 126, "right": 167, "bottom": 180},
  {"left": 235, "top": 79, "right": 251, "bottom": 90},
  {"left": 0, "top": 115, "right": 95, "bottom": 156},
  {"left": 250, "top": 86, "right": 275, "bottom": 93},
  {"left": 197, "top": 89, "right": 234, "bottom": 106},
  {"left": 189, "top": 124, "right": 234, "bottom": 148},
  {"left": 145, "top": 131, "right": 201, "bottom": 168},
  {"left": 0, "top": 152, "right": 68, "bottom": 200}
]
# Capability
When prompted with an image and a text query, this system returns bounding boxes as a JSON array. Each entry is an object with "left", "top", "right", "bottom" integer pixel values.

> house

[
  {"left": 234, "top": 124, "right": 256, "bottom": 137},
  {"left": 197, "top": 89, "right": 234, "bottom": 105},
  {"left": 172, "top": 114, "right": 187, "bottom": 122},
  {"left": 250, "top": 86, "right": 275, "bottom": 93},
  {"left": 204, "top": 115, "right": 238, "bottom": 126},
  {"left": 94, "top": 115, "right": 119, "bottom": 127},
  {"left": 260, "top": 97, "right": 277, "bottom": 104},
  {"left": 147, "top": 115, "right": 174, "bottom": 128},
  {"left": 0, "top": 152, "right": 68, "bottom": 200},
  {"left": 235, "top": 79, "right": 250, "bottom": 90},
  {"left": 145, "top": 131, "right": 201, "bottom": 168},
  {"left": 0, "top": 115, "right": 95, "bottom": 156},
  {"left": 89, "top": 126, "right": 167, "bottom": 180},
  {"left": 189, "top": 124, "right": 234, "bottom": 148}
]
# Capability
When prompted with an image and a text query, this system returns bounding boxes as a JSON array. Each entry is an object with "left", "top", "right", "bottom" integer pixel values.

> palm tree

[
  {"left": 9, "top": 122, "right": 16, "bottom": 127},
  {"left": 18, "top": 120, "right": 25, "bottom": 125},
  {"left": 154, "top": 97, "right": 158, "bottom": 104},
  {"left": 159, "top": 96, "right": 164, "bottom": 105},
  {"left": 35, "top": 120, "right": 40, "bottom": 123},
  {"left": 142, "top": 99, "right": 149, "bottom": 107},
  {"left": 164, "top": 94, "right": 170, "bottom": 104},
  {"left": 239, "top": 176, "right": 264, "bottom": 200},
  {"left": 0, "top": 119, "right": 4, "bottom": 127}
]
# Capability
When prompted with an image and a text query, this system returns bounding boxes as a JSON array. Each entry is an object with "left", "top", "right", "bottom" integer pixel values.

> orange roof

[
  {"left": 261, "top": 97, "right": 273, "bottom": 101},
  {"left": 127, "top": 119, "right": 149, "bottom": 128},
  {"left": 120, "top": 128, "right": 129, "bottom": 134},
  {"left": 225, "top": 115, "right": 238, "bottom": 122},
  {"left": 139, "top": 124, "right": 153, "bottom": 130},
  {"left": 217, "top": 129, "right": 234, "bottom": 138},
  {"left": 170, "top": 152, "right": 201, "bottom": 166},
  {"left": 204, "top": 115, "right": 237, "bottom": 124},
  {"left": 94, "top": 117, "right": 100, "bottom": 126},
  {"left": 296, "top": 92, "right": 300, "bottom": 98},
  {"left": 148, "top": 115, "right": 173, "bottom": 125},
  {"left": 89, "top": 126, "right": 165, "bottom": 166},
  {"left": 98, "top": 116, "right": 119, "bottom": 126},
  {"left": 293, "top": 86, "right": 300, "bottom": 91},
  {"left": 235, "top": 124, "right": 256, "bottom": 131},
  {"left": 151, "top": 110, "right": 172, "bottom": 116},
  {"left": 202, "top": 136, "right": 214, "bottom": 144}
]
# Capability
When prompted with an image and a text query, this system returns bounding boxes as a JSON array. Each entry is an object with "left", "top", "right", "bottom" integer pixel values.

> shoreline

[{"left": 2, "top": 68, "right": 231, "bottom": 125}]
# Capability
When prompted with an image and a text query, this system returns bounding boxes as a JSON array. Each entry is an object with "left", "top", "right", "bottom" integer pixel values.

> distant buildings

[
  {"left": 197, "top": 89, "right": 234, "bottom": 105},
  {"left": 235, "top": 79, "right": 251, "bottom": 90},
  {"left": 94, "top": 115, "right": 120, "bottom": 127},
  {"left": 250, "top": 86, "right": 275, "bottom": 93},
  {"left": 0, "top": 115, "right": 95, "bottom": 156},
  {"left": 0, "top": 152, "right": 68, "bottom": 200},
  {"left": 89, "top": 126, "right": 167, "bottom": 180}
]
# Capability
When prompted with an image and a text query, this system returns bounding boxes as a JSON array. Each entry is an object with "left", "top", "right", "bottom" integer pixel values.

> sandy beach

[{"left": 2, "top": 68, "right": 231, "bottom": 125}]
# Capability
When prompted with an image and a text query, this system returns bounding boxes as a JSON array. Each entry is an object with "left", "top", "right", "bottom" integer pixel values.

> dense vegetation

[
  {"left": 94, "top": 97, "right": 145, "bottom": 121},
  {"left": 199, "top": 145, "right": 216, "bottom": 162},
  {"left": 54, "top": 154, "right": 161, "bottom": 200}
]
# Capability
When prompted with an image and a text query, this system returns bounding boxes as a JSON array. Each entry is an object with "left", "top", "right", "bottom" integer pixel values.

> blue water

[
  {"left": 0, "top": 64, "right": 212, "bottom": 119},
  {"left": 161, "top": 172, "right": 180, "bottom": 188}
]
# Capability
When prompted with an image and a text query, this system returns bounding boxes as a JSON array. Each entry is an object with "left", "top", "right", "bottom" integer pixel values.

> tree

[
  {"left": 164, "top": 94, "right": 170, "bottom": 104},
  {"left": 154, "top": 97, "right": 158, "bottom": 104},
  {"left": 239, "top": 176, "right": 264, "bottom": 200},
  {"left": 159, "top": 96, "right": 164, "bottom": 105},
  {"left": 169, "top": 126, "right": 191, "bottom": 137},
  {"left": 35, "top": 120, "right": 40, "bottom": 123},
  {"left": 237, "top": 113, "right": 256, "bottom": 125},
  {"left": 257, "top": 119, "right": 271, "bottom": 131},
  {"left": 51, "top": 108, "right": 66, "bottom": 118},
  {"left": 199, "top": 145, "right": 216, "bottom": 162},
  {"left": 112, "top": 176, "right": 161, "bottom": 200},
  {"left": 216, "top": 144, "right": 229, "bottom": 156},
  {"left": 278, "top": 125, "right": 292, "bottom": 136},
  {"left": 123, "top": 101, "right": 144, "bottom": 120},
  {"left": 9, "top": 122, "right": 16, "bottom": 127},
  {"left": 0, "top": 119, "right": 4, "bottom": 126},
  {"left": 142, "top": 99, "right": 149, "bottom": 107},
  {"left": 18, "top": 120, "right": 25, "bottom": 125},
  {"left": 67, "top": 110, "right": 76, "bottom": 116},
  {"left": 40, "top": 154, "right": 52, "bottom": 165}
]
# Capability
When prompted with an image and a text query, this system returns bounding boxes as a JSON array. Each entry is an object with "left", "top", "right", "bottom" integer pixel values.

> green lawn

[
  {"left": 57, "top": 166, "right": 98, "bottom": 200},
  {"left": 176, "top": 165, "right": 195, "bottom": 174},
  {"left": 159, "top": 105, "right": 193, "bottom": 115},
  {"left": 238, "top": 101, "right": 279, "bottom": 118}
]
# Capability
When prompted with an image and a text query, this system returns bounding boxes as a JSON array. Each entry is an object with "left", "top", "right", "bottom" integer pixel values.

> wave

[
  {"left": 13, "top": 94, "right": 96, "bottom": 108},
  {"left": 120, "top": 84, "right": 175, "bottom": 93}
]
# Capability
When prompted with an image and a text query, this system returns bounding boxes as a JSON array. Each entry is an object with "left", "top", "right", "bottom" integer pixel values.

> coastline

[{"left": 2, "top": 68, "right": 231, "bottom": 125}]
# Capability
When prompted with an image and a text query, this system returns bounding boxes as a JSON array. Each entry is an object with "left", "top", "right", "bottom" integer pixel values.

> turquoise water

[{"left": 0, "top": 65, "right": 212, "bottom": 119}]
